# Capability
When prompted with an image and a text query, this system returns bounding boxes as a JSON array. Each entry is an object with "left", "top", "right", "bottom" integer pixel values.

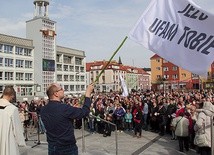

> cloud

[{"left": 0, "top": 18, "right": 26, "bottom": 38}]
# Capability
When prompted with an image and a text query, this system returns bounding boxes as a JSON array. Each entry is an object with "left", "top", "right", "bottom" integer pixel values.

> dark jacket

[{"left": 41, "top": 97, "right": 91, "bottom": 147}]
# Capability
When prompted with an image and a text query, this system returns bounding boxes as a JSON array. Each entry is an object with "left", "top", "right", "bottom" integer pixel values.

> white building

[{"left": 0, "top": 0, "right": 86, "bottom": 101}]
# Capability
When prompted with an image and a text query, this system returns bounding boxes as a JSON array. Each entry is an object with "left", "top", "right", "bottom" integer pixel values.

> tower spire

[{"left": 33, "top": 0, "right": 49, "bottom": 18}]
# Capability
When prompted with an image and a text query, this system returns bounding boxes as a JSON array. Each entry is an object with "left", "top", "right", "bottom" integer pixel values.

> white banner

[
  {"left": 129, "top": 0, "right": 214, "bottom": 77},
  {"left": 119, "top": 74, "right": 129, "bottom": 97}
]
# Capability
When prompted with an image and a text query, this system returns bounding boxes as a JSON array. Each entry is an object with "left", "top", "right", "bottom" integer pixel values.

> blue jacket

[{"left": 41, "top": 97, "right": 91, "bottom": 147}]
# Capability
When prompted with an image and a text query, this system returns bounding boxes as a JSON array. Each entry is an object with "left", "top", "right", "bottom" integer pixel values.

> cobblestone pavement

[{"left": 20, "top": 128, "right": 198, "bottom": 155}]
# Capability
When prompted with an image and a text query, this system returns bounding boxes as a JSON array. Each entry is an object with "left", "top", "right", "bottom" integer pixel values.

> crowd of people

[{"left": 15, "top": 88, "right": 214, "bottom": 155}]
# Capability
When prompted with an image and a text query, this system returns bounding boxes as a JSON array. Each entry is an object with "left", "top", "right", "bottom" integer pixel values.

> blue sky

[{"left": 0, "top": 0, "right": 213, "bottom": 68}]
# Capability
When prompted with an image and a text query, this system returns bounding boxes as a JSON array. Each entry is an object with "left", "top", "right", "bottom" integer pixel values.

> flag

[
  {"left": 129, "top": 0, "right": 214, "bottom": 77},
  {"left": 119, "top": 74, "right": 129, "bottom": 97}
]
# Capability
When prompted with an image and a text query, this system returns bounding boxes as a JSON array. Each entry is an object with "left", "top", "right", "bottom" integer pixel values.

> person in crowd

[
  {"left": 95, "top": 103, "right": 105, "bottom": 134},
  {"left": 150, "top": 98, "right": 159, "bottom": 132},
  {"left": 194, "top": 101, "right": 214, "bottom": 155},
  {"left": 41, "top": 83, "right": 94, "bottom": 155},
  {"left": 166, "top": 98, "right": 177, "bottom": 135},
  {"left": 124, "top": 108, "right": 133, "bottom": 131},
  {"left": 103, "top": 113, "right": 113, "bottom": 137},
  {"left": 172, "top": 111, "right": 189, "bottom": 152},
  {"left": 36, "top": 99, "right": 46, "bottom": 134},
  {"left": 0, "top": 86, "right": 26, "bottom": 155},
  {"left": 88, "top": 103, "right": 95, "bottom": 133},
  {"left": 142, "top": 100, "right": 149, "bottom": 131},
  {"left": 133, "top": 104, "right": 143, "bottom": 138},
  {"left": 156, "top": 101, "right": 167, "bottom": 136},
  {"left": 113, "top": 103, "right": 126, "bottom": 132}
]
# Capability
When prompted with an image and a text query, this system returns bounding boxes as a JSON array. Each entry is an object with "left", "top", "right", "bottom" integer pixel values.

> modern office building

[{"left": 0, "top": 0, "right": 86, "bottom": 101}]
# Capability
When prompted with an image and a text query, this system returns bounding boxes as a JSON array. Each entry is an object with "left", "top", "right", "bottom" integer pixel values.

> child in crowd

[{"left": 125, "top": 109, "right": 133, "bottom": 131}]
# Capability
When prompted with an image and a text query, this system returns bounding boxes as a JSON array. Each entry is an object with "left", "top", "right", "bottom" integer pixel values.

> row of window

[
  {"left": 56, "top": 55, "right": 83, "bottom": 66},
  {"left": 0, "top": 72, "right": 33, "bottom": 81},
  {"left": 63, "top": 85, "right": 85, "bottom": 92},
  {"left": 57, "top": 64, "right": 84, "bottom": 72},
  {"left": 157, "top": 74, "right": 178, "bottom": 79},
  {"left": 57, "top": 75, "right": 85, "bottom": 82},
  {"left": 0, "top": 58, "right": 33, "bottom": 68},
  {"left": 0, "top": 44, "right": 32, "bottom": 56}
]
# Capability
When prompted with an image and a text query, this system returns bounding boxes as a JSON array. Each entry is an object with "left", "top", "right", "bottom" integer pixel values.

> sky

[{"left": 0, "top": 0, "right": 214, "bottom": 68}]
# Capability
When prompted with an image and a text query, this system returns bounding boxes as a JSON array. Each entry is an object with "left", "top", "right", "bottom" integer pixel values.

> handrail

[
  {"left": 211, "top": 115, "right": 214, "bottom": 155},
  {"left": 81, "top": 114, "right": 118, "bottom": 155}
]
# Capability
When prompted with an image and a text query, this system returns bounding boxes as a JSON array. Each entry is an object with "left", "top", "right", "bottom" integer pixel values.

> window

[
  {"left": 172, "top": 74, "right": 178, "bottom": 79},
  {"left": 70, "top": 85, "right": 74, "bottom": 91},
  {"left": 156, "top": 67, "right": 161, "bottom": 70},
  {"left": 63, "top": 56, "right": 71, "bottom": 64},
  {"left": 163, "top": 75, "right": 169, "bottom": 79},
  {"left": 75, "top": 57, "right": 82, "bottom": 65},
  {"left": 5, "top": 58, "right": 13, "bottom": 67},
  {"left": 172, "top": 66, "right": 178, "bottom": 71},
  {"left": 80, "top": 67, "right": 84, "bottom": 72},
  {"left": 75, "top": 66, "right": 79, "bottom": 72},
  {"left": 57, "top": 64, "right": 62, "bottom": 71},
  {"left": 64, "top": 65, "right": 68, "bottom": 71},
  {"left": 81, "top": 76, "right": 85, "bottom": 82},
  {"left": 4, "top": 45, "right": 13, "bottom": 54},
  {"left": 16, "top": 59, "right": 24, "bottom": 68},
  {"left": 25, "top": 60, "right": 32, "bottom": 68},
  {"left": 57, "top": 75, "right": 62, "bottom": 81},
  {"left": 15, "top": 47, "right": 23, "bottom": 55},
  {"left": 24, "top": 48, "right": 32, "bottom": 56},
  {"left": 76, "top": 75, "right": 79, "bottom": 81},
  {"left": 163, "top": 67, "right": 168, "bottom": 71},
  {"left": 16, "top": 72, "right": 24, "bottom": 80},
  {"left": 0, "top": 72, "right": 2, "bottom": 80},
  {"left": 64, "top": 85, "right": 69, "bottom": 91},
  {"left": 69, "top": 66, "right": 74, "bottom": 71},
  {"left": 25, "top": 73, "right": 33, "bottom": 81},
  {"left": 81, "top": 85, "right": 85, "bottom": 91},
  {"left": 156, "top": 59, "right": 160, "bottom": 62},
  {"left": 0, "top": 57, "right": 3, "bottom": 66},
  {"left": 181, "top": 73, "right": 186, "bottom": 77},
  {"left": 64, "top": 75, "right": 69, "bottom": 81},
  {"left": 5, "top": 72, "right": 13, "bottom": 80},
  {"left": 70, "top": 75, "right": 74, "bottom": 81},
  {"left": 0, "top": 44, "right": 3, "bottom": 52}
]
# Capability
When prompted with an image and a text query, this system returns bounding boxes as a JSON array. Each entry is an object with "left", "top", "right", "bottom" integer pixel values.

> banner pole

[
  {"left": 79, "top": 36, "right": 128, "bottom": 104},
  {"left": 94, "top": 36, "right": 128, "bottom": 83}
]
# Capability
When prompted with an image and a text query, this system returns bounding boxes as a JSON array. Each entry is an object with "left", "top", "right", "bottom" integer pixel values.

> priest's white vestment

[{"left": 0, "top": 98, "right": 26, "bottom": 155}]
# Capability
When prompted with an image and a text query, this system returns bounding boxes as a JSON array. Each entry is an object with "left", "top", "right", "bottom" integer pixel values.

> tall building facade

[
  {"left": 0, "top": 34, "right": 34, "bottom": 97},
  {"left": 0, "top": 0, "right": 86, "bottom": 100},
  {"left": 26, "top": 0, "right": 56, "bottom": 96}
]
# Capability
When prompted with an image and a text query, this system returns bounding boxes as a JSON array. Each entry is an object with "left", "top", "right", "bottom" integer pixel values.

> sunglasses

[{"left": 56, "top": 87, "right": 63, "bottom": 92}]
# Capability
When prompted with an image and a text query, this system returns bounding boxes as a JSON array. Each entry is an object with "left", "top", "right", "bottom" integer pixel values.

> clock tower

[{"left": 26, "top": 0, "right": 56, "bottom": 96}]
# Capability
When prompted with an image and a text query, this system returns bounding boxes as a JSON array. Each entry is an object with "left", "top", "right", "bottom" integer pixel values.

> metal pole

[
  {"left": 88, "top": 114, "right": 118, "bottom": 155},
  {"left": 115, "top": 125, "right": 118, "bottom": 155},
  {"left": 211, "top": 116, "right": 214, "bottom": 155},
  {"left": 82, "top": 118, "right": 86, "bottom": 153}
]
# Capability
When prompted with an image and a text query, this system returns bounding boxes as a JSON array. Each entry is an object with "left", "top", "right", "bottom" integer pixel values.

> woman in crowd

[{"left": 194, "top": 101, "right": 214, "bottom": 155}]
